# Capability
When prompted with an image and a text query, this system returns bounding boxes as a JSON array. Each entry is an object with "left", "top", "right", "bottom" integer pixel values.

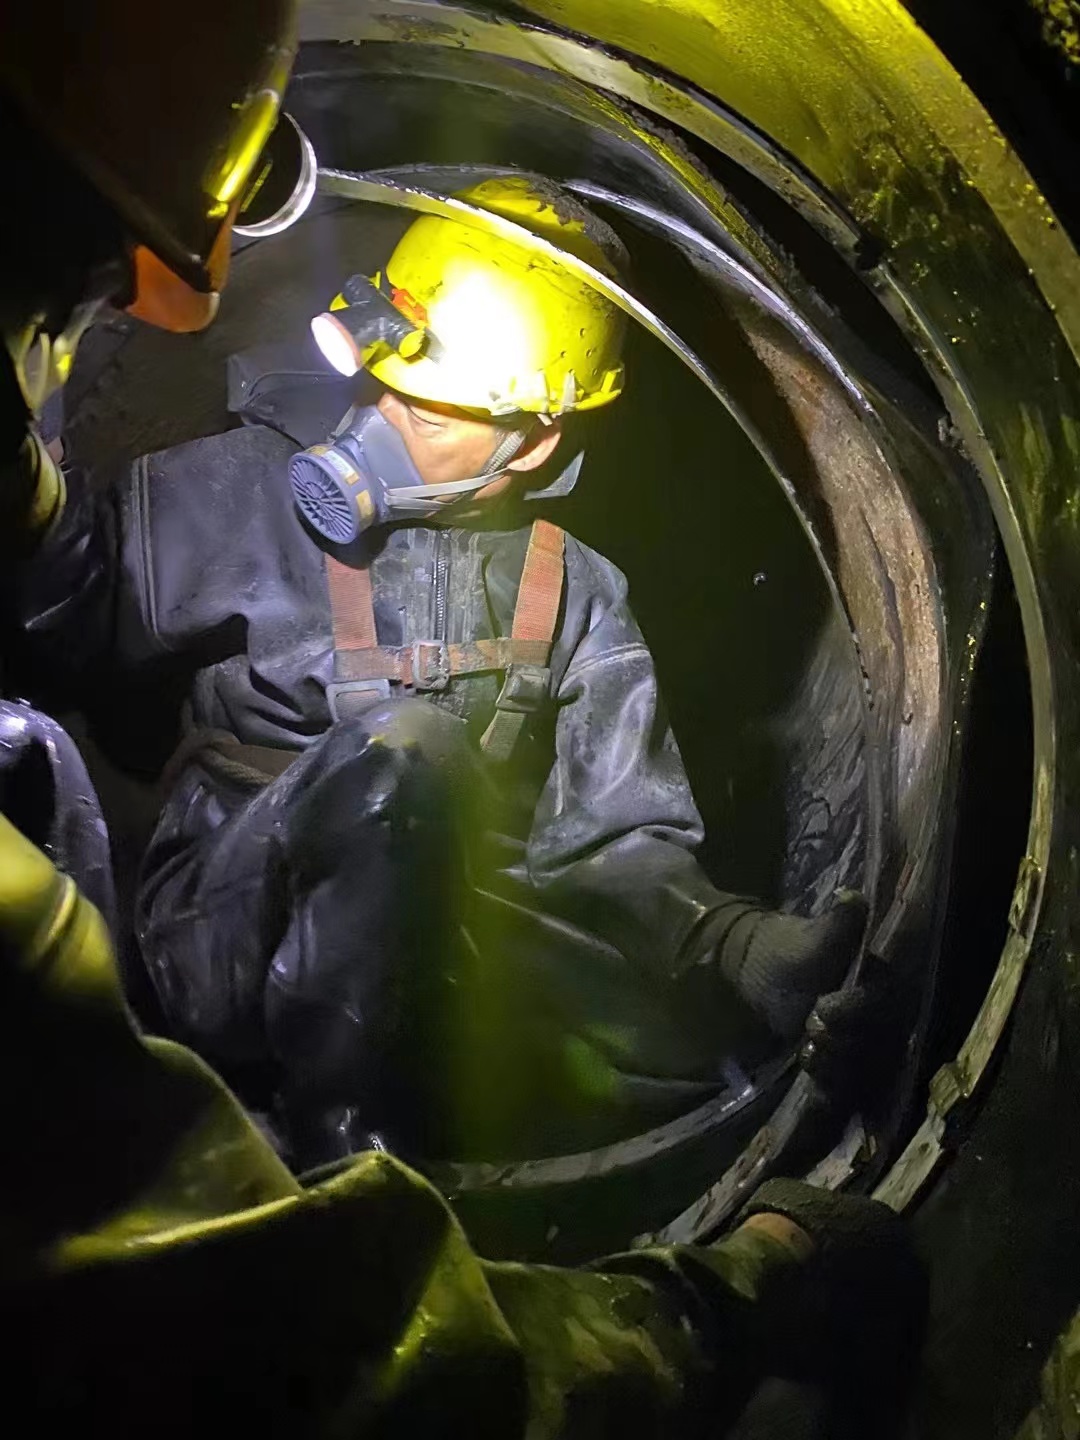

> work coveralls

[{"left": 17, "top": 422, "right": 810, "bottom": 1164}]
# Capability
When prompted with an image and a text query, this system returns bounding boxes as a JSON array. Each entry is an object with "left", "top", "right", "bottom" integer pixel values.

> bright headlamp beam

[{"left": 311, "top": 312, "right": 361, "bottom": 375}]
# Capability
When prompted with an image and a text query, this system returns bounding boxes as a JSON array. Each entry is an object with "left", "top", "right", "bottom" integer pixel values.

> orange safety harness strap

[
  {"left": 480, "top": 518, "right": 564, "bottom": 759},
  {"left": 325, "top": 554, "right": 378, "bottom": 650},
  {"left": 325, "top": 520, "right": 565, "bottom": 756},
  {"left": 334, "top": 636, "right": 552, "bottom": 686}
]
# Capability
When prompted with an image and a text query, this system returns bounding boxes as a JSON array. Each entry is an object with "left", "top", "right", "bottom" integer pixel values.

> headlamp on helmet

[{"left": 311, "top": 274, "right": 437, "bottom": 378}]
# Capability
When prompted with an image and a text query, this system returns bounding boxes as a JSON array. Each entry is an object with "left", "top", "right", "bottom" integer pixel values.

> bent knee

[{"left": 330, "top": 698, "right": 470, "bottom": 766}]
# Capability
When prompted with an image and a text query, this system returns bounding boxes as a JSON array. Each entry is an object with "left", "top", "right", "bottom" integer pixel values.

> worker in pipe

[{"left": 15, "top": 173, "right": 868, "bottom": 1166}]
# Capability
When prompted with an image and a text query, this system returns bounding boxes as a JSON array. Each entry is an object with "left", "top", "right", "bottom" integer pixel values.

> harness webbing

[{"left": 326, "top": 519, "right": 565, "bottom": 756}]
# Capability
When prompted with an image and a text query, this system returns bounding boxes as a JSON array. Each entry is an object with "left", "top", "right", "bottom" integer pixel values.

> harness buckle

[
  {"left": 411, "top": 640, "right": 451, "bottom": 692},
  {"left": 493, "top": 663, "right": 551, "bottom": 714}
]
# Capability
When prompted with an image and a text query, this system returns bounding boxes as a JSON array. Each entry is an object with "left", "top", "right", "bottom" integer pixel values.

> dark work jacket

[{"left": 17, "top": 425, "right": 748, "bottom": 1092}]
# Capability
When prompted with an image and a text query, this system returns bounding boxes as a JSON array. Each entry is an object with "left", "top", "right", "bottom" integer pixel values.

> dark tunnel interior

[{"left": 24, "top": 37, "right": 1037, "bottom": 1261}]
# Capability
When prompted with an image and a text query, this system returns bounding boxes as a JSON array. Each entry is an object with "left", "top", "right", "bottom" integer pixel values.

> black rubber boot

[
  {"left": 266, "top": 700, "right": 477, "bottom": 1167},
  {"left": 717, "top": 891, "right": 869, "bottom": 1040}
]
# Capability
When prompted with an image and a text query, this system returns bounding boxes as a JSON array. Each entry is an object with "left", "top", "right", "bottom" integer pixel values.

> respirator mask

[{"left": 289, "top": 403, "right": 531, "bottom": 544}]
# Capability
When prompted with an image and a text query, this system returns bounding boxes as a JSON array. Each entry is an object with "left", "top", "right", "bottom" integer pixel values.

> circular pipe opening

[{"left": 50, "top": 10, "right": 1040, "bottom": 1266}]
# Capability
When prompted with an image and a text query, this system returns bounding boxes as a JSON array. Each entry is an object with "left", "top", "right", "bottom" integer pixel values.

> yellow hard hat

[
  {"left": 365, "top": 177, "right": 627, "bottom": 416},
  {"left": 0, "top": 1, "right": 302, "bottom": 331}
]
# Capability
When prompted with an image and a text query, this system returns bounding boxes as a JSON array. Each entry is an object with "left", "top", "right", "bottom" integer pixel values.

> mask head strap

[{"left": 388, "top": 414, "right": 535, "bottom": 513}]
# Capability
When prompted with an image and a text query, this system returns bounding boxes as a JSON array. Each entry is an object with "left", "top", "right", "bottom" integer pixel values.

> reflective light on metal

[{"left": 234, "top": 114, "right": 319, "bottom": 239}]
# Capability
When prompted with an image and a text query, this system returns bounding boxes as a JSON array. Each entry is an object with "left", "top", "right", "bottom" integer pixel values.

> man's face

[{"left": 376, "top": 389, "right": 561, "bottom": 501}]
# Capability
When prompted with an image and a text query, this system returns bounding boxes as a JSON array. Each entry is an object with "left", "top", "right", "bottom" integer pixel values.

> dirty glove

[
  {"left": 717, "top": 890, "right": 868, "bottom": 1040},
  {"left": 798, "top": 949, "right": 913, "bottom": 1102},
  {"left": 736, "top": 1177, "right": 927, "bottom": 1418}
]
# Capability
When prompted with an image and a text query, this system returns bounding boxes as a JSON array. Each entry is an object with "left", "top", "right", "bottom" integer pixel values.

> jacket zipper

[{"left": 433, "top": 530, "right": 449, "bottom": 642}]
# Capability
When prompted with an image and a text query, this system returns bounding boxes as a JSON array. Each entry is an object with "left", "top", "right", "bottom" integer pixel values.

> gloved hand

[
  {"left": 797, "top": 948, "right": 914, "bottom": 1105},
  {"left": 736, "top": 1177, "right": 927, "bottom": 1430},
  {"left": 715, "top": 890, "right": 868, "bottom": 1041}
]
